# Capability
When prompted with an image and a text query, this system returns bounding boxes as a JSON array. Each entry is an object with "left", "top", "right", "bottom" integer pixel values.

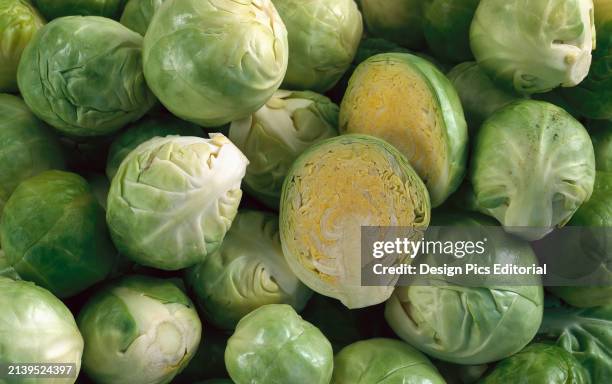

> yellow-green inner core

[
  {"left": 342, "top": 59, "right": 447, "bottom": 186},
  {"left": 286, "top": 142, "right": 425, "bottom": 286}
]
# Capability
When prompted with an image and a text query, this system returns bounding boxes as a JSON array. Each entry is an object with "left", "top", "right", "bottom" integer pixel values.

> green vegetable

[
  {"left": 17, "top": 16, "right": 156, "bottom": 137},
  {"left": 273, "top": 0, "right": 363, "bottom": 92},
  {"left": 143, "top": 0, "right": 288, "bottom": 127},
  {"left": 0, "top": 94, "right": 65, "bottom": 217},
  {"left": 538, "top": 305, "right": 612, "bottom": 383},
  {"left": 106, "top": 134, "right": 248, "bottom": 270},
  {"left": 480, "top": 343, "right": 588, "bottom": 383},
  {"left": 120, "top": 0, "right": 165, "bottom": 35},
  {"left": 423, "top": 0, "right": 480, "bottom": 63},
  {"left": 225, "top": 304, "right": 333, "bottom": 384},
  {"left": 229, "top": 90, "right": 339, "bottom": 208},
  {"left": 332, "top": 338, "right": 446, "bottom": 384},
  {"left": 385, "top": 212, "right": 544, "bottom": 365},
  {"left": 471, "top": 100, "right": 595, "bottom": 240},
  {"left": 559, "top": 0, "right": 612, "bottom": 119},
  {"left": 359, "top": 0, "right": 424, "bottom": 49},
  {"left": 187, "top": 210, "right": 312, "bottom": 330},
  {"left": 470, "top": 0, "right": 595, "bottom": 94},
  {"left": 0, "top": 0, "right": 44, "bottom": 92},
  {"left": 280, "top": 134, "right": 430, "bottom": 308},
  {"left": 31, "top": 0, "right": 127, "bottom": 20},
  {"left": 447, "top": 62, "right": 520, "bottom": 133},
  {"left": 0, "top": 277, "right": 84, "bottom": 384},
  {"left": 340, "top": 52, "right": 468, "bottom": 207},
  {"left": 78, "top": 275, "right": 202, "bottom": 384},
  {"left": 105, "top": 116, "right": 203, "bottom": 180},
  {"left": 0, "top": 170, "right": 117, "bottom": 297},
  {"left": 547, "top": 171, "right": 612, "bottom": 307}
]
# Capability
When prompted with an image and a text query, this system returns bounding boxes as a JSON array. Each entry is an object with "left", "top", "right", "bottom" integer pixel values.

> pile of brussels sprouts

[{"left": 0, "top": 0, "right": 610, "bottom": 383}]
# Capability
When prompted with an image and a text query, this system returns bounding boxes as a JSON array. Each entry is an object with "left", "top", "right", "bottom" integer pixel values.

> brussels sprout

[
  {"left": 17, "top": 16, "right": 156, "bottom": 137},
  {"left": 589, "top": 119, "right": 612, "bottom": 172},
  {"left": 447, "top": 62, "right": 520, "bottom": 133},
  {"left": 120, "top": 0, "right": 165, "bottom": 35},
  {"left": 434, "top": 361, "right": 488, "bottom": 384},
  {"left": 106, "top": 116, "right": 203, "bottom": 180},
  {"left": 280, "top": 135, "right": 430, "bottom": 308},
  {"left": 0, "top": 278, "right": 84, "bottom": 384},
  {"left": 187, "top": 210, "right": 312, "bottom": 329},
  {"left": 273, "top": 0, "right": 363, "bottom": 92},
  {"left": 229, "top": 90, "right": 339, "bottom": 207},
  {"left": 359, "top": 0, "right": 424, "bottom": 49},
  {"left": 107, "top": 134, "right": 248, "bottom": 270},
  {"left": 385, "top": 212, "right": 544, "bottom": 365},
  {"left": 470, "top": 0, "right": 595, "bottom": 94},
  {"left": 559, "top": 0, "right": 612, "bottom": 119},
  {"left": 225, "top": 304, "right": 333, "bottom": 384},
  {"left": 422, "top": 0, "right": 479, "bottom": 63},
  {"left": 547, "top": 171, "right": 612, "bottom": 307},
  {"left": 481, "top": 343, "right": 588, "bottom": 383},
  {"left": 78, "top": 275, "right": 202, "bottom": 384},
  {"left": 538, "top": 305, "right": 612, "bottom": 383},
  {"left": 31, "top": 0, "right": 126, "bottom": 20},
  {"left": 332, "top": 338, "right": 446, "bottom": 384},
  {"left": 0, "top": 0, "right": 44, "bottom": 92},
  {"left": 0, "top": 170, "right": 116, "bottom": 297},
  {"left": 0, "top": 94, "right": 65, "bottom": 216},
  {"left": 471, "top": 100, "right": 596, "bottom": 240},
  {"left": 340, "top": 53, "right": 468, "bottom": 207},
  {"left": 174, "top": 329, "right": 229, "bottom": 384},
  {"left": 143, "top": 0, "right": 288, "bottom": 127}
]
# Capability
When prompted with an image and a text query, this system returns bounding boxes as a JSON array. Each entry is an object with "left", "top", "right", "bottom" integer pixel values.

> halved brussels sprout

[
  {"left": 32, "top": 0, "right": 127, "bottom": 19},
  {"left": 225, "top": 304, "right": 333, "bottom": 384},
  {"left": 340, "top": 53, "right": 468, "bottom": 207},
  {"left": 422, "top": 0, "right": 479, "bottom": 63},
  {"left": 187, "top": 210, "right": 312, "bottom": 330},
  {"left": 359, "top": 0, "right": 424, "bottom": 49},
  {"left": 78, "top": 275, "right": 202, "bottom": 384},
  {"left": 481, "top": 343, "right": 588, "bottom": 383},
  {"left": 0, "top": 0, "right": 44, "bottom": 92},
  {"left": 0, "top": 278, "right": 84, "bottom": 384},
  {"left": 559, "top": 0, "right": 612, "bottom": 119},
  {"left": 17, "top": 16, "right": 156, "bottom": 137},
  {"left": 590, "top": 118, "right": 612, "bottom": 172},
  {"left": 447, "top": 62, "right": 520, "bottom": 133},
  {"left": 280, "top": 134, "right": 431, "bottom": 309},
  {"left": 332, "top": 338, "right": 445, "bottom": 384},
  {"left": 538, "top": 305, "right": 612, "bottom": 383},
  {"left": 470, "top": 0, "right": 595, "bottom": 94},
  {"left": 229, "top": 90, "right": 339, "bottom": 208},
  {"left": 471, "top": 100, "right": 596, "bottom": 240},
  {"left": 143, "top": 0, "right": 288, "bottom": 127},
  {"left": 385, "top": 212, "right": 544, "bottom": 365},
  {"left": 120, "top": 0, "right": 165, "bottom": 35},
  {"left": 0, "top": 170, "right": 117, "bottom": 297},
  {"left": 273, "top": 0, "right": 363, "bottom": 92},
  {"left": 107, "top": 134, "right": 248, "bottom": 270},
  {"left": 106, "top": 116, "right": 203, "bottom": 180},
  {"left": 0, "top": 94, "right": 64, "bottom": 217},
  {"left": 547, "top": 171, "right": 612, "bottom": 307}
]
